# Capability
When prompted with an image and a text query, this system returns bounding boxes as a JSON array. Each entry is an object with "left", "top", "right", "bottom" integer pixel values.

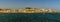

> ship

[{"left": 0, "top": 7, "right": 57, "bottom": 13}]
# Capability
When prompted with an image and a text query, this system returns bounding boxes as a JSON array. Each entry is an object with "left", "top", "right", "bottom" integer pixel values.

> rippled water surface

[{"left": 0, "top": 13, "right": 60, "bottom": 22}]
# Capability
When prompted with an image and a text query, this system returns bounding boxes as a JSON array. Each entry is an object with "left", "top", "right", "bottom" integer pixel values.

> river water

[{"left": 0, "top": 13, "right": 60, "bottom": 22}]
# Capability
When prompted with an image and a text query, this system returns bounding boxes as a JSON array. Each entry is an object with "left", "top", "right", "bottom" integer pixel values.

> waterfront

[
  {"left": 0, "top": 8, "right": 57, "bottom": 13},
  {"left": 0, "top": 13, "right": 59, "bottom": 22}
]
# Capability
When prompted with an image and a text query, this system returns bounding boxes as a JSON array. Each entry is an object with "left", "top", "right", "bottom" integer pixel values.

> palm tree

[{"left": 25, "top": 7, "right": 32, "bottom": 9}]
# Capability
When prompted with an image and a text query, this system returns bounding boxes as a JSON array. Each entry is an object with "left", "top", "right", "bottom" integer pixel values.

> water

[{"left": 0, "top": 13, "right": 60, "bottom": 22}]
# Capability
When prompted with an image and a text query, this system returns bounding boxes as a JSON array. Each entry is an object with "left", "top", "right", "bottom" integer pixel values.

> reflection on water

[{"left": 0, "top": 13, "right": 60, "bottom": 22}]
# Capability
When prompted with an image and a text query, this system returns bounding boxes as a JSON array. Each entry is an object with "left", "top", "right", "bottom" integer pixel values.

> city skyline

[{"left": 0, "top": 0, "right": 60, "bottom": 10}]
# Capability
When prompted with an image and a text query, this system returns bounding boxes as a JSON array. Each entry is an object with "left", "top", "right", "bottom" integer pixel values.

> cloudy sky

[{"left": 0, "top": 0, "right": 60, "bottom": 10}]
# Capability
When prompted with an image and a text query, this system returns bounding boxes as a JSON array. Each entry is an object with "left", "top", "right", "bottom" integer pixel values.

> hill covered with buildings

[{"left": 0, "top": 7, "right": 58, "bottom": 13}]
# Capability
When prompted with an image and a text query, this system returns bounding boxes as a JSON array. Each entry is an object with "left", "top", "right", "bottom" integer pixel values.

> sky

[{"left": 0, "top": 0, "right": 60, "bottom": 10}]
